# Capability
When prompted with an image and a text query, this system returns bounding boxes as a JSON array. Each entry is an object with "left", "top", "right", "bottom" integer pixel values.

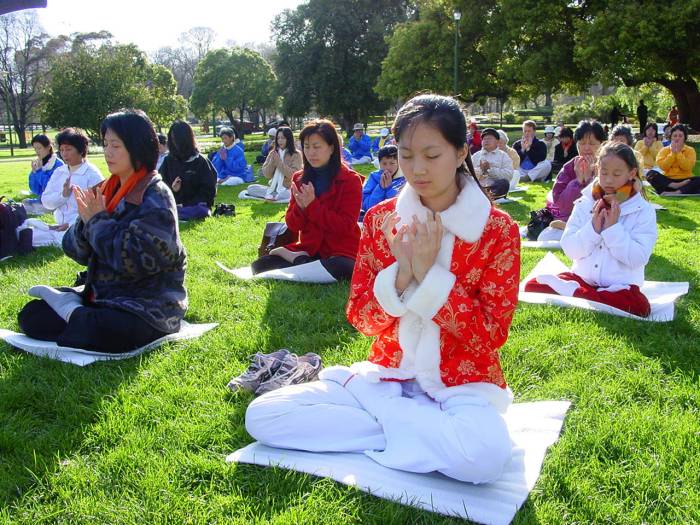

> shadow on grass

[
  {"left": 656, "top": 208, "right": 699, "bottom": 231},
  {"left": 0, "top": 246, "right": 66, "bottom": 272},
  {"left": 0, "top": 354, "right": 140, "bottom": 505}
]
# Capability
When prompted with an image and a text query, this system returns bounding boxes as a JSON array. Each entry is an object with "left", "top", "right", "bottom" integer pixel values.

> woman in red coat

[
  {"left": 246, "top": 95, "right": 521, "bottom": 483},
  {"left": 250, "top": 119, "right": 362, "bottom": 280}
]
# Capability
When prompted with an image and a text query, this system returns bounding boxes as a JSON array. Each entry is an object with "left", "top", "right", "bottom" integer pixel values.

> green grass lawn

[{"left": 0, "top": 152, "right": 699, "bottom": 525}]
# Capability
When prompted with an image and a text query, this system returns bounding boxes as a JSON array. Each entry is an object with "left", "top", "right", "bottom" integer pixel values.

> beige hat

[{"left": 353, "top": 123, "right": 364, "bottom": 131}]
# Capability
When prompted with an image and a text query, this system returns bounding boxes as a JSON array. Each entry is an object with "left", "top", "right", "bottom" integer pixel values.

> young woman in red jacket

[
  {"left": 250, "top": 119, "right": 363, "bottom": 281},
  {"left": 246, "top": 95, "right": 521, "bottom": 483}
]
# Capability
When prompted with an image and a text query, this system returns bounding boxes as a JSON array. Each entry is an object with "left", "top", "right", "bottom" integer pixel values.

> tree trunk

[
  {"left": 13, "top": 122, "right": 27, "bottom": 148},
  {"left": 656, "top": 78, "right": 700, "bottom": 131},
  {"left": 544, "top": 89, "right": 552, "bottom": 108}
]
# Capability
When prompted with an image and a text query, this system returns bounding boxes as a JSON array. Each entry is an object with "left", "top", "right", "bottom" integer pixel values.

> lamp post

[{"left": 453, "top": 10, "right": 461, "bottom": 96}]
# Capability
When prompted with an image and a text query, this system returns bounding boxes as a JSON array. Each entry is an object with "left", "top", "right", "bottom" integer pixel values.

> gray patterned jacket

[{"left": 63, "top": 172, "right": 188, "bottom": 333}]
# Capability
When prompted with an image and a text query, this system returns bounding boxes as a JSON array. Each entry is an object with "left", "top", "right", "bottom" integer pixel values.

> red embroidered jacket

[
  {"left": 284, "top": 164, "right": 363, "bottom": 260},
  {"left": 346, "top": 197, "right": 520, "bottom": 390}
]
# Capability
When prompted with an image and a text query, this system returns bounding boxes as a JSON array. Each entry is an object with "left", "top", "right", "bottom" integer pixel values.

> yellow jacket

[
  {"left": 634, "top": 139, "right": 662, "bottom": 170},
  {"left": 656, "top": 145, "right": 697, "bottom": 179}
]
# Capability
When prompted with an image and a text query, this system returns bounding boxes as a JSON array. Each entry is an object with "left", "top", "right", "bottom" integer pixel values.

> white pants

[
  {"left": 537, "top": 226, "right": 564, "bottom": 242},
  {"left": 219, "top": 176, "right": 245, "bottom": 186},
  {"left": 350, "top": 156, "right": 372, "bottom": 165},
  {"left": 245, "top": 183, "right": 291, "bottom": 203},
  {"left": 509, "top": 169, "right": 521, "bottom": 190},
  {"left": 519, "top": 160, "right": 552, "bottom": 182},
  {"left": 19, "top": 218, "right": 66, "bottom": 247},
  {"left": 246, "top": 371, "right": 512, "bottom": 484}
]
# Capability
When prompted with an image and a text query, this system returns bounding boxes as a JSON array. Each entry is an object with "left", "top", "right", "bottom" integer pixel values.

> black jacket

[{"left": 159, "top": 153, "right": 217, "bottom": 208}]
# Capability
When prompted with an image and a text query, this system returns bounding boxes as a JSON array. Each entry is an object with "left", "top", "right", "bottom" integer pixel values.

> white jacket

[
  {"left": 41, "top": 161, "right": 104, "bottom": 226},
  {"left": 561, "top": 184, "right": 657, "bottom": 288},
  {"left": 472, "top": 147, "right": 514, "bottom": 183}
]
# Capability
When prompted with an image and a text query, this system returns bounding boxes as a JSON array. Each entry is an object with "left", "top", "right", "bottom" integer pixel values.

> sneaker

[
  {"left": 255, "top": 352, "right": 323, "bottom": 395},
  {"left": 227, "top": 349, "right": 291, "bottom": 393}
]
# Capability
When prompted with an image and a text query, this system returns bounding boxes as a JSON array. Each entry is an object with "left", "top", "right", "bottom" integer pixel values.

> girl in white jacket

[{"left": 525, "top": 142, "right": 658, "bottom": 317}]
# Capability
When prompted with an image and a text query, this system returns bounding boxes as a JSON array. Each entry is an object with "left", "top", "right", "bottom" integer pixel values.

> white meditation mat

[
  {"left": 0, "top": 321, "right": 218, "bottom": 366},
  {"left": 227, "top": 400, "right": 570, "bottom": 525},
  {"left": 216, "top": 261, "right": 337, "bottom": 284},
  {"left": 657, "top": 192, "right": 700, "bottom": 198},
  {"left": 522, "top": 240, "right": 561, "bottom": 250},
  {"left": 494, "top": 196, "right": 522, "bottom": 204},
  {"left": 519, "top": 252, "right": 689, "bottom": 322},
  {"left": 237, "top": 189, "right": 288, "bottom": 203},
  {"left": 509, "top": 186, "right": 529, "bottom": 193}
]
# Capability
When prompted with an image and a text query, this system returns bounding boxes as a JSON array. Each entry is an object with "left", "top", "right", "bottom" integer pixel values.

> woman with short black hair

[
  {"left": 160, "top": 120, "right": 217, "bottom": 220},
  {"left": 17, "top": 109, "right": 187, "bottom": 353}
]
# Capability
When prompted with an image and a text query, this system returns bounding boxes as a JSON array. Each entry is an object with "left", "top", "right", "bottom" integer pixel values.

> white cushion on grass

[
  {"left": 0, "top": 321, "right": 218, "bottom": 366},
  {"left": 216, "top": 261, "right": 337, "bottom": 284},
  {"left": 522, "top": 240, "right": 562, "bottom": 249},
  {"left": 519, "top": 252, "right": 689, "bottom": 322},
  {"left": 494, "top": 196, "right": 522, "bottom": 204},
  {"left": 237, "top": 189, "right": 287, "bottom": 203},
  {"left": 227, "top": 400, "right": 570, "bottom": 525},
  {"left": 509, "top": 186, "right": 529, "bottom": 193}
]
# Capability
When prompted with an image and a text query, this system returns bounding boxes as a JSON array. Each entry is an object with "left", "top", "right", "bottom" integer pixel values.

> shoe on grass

[
  {"left": 255, "top": 352, "right": 323, "bottom": 395},
  {"left": 227, "top": 349, "right": 291, "bottom": 393}
]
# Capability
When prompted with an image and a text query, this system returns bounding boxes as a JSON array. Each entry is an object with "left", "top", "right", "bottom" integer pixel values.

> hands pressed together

[
  {"left": 73, "top": 186, "right": 106, "bottom": 223},
  {"left": 381, "top": 211, "right": 443, "bottom": 294},
  {"left": 291, "top": 181, "right": 315, "bottom": 209},
  {"left": 592, "top": 196, "right": 620, "bottom": 234},
  {"left": 574, "top": 155, "right": 595, "bottom": 185}
]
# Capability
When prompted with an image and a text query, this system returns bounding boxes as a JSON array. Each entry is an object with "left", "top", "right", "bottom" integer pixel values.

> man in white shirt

[{"left": 472, "top": 128, "right": 514, "bottom": 199}]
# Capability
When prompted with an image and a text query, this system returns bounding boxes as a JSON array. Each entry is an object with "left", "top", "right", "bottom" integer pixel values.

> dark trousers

[
  {"left": 251, "top": 254, "right": 355, "bottom": 281},
  {"left": 178, "top": 203, "right": 211, "bottom": 221},
  {"left": 646, "top": 171, "right": 700, "bottom": 195},
  {"left": 485, "top": 179, "right": 510, "bottom": 200},
  {"left": 18, "top": 299, "right": 167, "bottom": 353}
]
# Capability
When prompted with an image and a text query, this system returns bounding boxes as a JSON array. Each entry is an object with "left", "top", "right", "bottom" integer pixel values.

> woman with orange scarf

[{"left": 17, "top": 109, "right": 188, "bottom": 353}]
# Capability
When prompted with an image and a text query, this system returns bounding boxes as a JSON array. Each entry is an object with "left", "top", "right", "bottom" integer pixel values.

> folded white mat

[
  {"left": 519, "top": 252, "right": 689, "bottom": 322},
  {"left": 508, "top": 186, "right": 529, "bottom": 193},
  {"left": 522, "top": 240, "right": 561, "bottom": 250},
  {"left": 494, "top": 196, "right": 522, "bottom": 204},
  {"left": 650, "top": 202, "right": 666, "bottom": 210},
  {"left": 216, "top": 261, "right": 337, "bottom": 284},
  {"left": 237, "top": 189, "right": 288, "bottom": 203},
  {"left": 227, "top": 400, "right": 570, "bottom": 525},
  {"left": 657, "top": 192, "right": 700, "bottom": 198},
  {"left": 0, "top": 321, "right": 218, "bottom": 366}
]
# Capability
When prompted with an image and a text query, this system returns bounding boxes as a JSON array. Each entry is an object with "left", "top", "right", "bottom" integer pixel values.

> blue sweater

[
  {"left": 211, "top": 144, "right": 249, "bottom": 181},
  {"left": 28, "top": 155, "right": 64, "bottom": 197},
  {"left": 362, "top": 169, "right": 406, "bottom": 211},
  {"left": 63, "top": 173, "right": 187, "bottom": 333},
  {"left": 348, "top": 134, "right": 372, "bottom": 160}
]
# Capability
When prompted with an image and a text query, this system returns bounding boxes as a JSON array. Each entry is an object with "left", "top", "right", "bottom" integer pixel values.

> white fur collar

[
  {"left": 43, "top": 154, "right": 58, "bottom": 171},
  {"left": 395, "top": 175, "right": 492, "bottom": 243}
]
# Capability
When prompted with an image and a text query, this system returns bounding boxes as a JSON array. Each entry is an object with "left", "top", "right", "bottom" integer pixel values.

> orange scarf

[{"left": 101, "top": 168, "right": 148, "bottom": 213}]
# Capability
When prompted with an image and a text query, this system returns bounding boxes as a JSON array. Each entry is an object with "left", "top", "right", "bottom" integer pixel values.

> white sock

[{"left": 28, "top": 285, "right": 83, "bottom": 322}]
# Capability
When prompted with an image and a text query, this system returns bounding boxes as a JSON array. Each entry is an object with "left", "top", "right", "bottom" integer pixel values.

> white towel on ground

[
  {"left": 0, "top": 321, "right": 218, "bottom": 366},
  {"left": 237, "top": 189, "right": 288, "bottom": 203},
  {"left": 494, "top": 196, "right": 522, "bottom": 204},
  {"left": 227, "top": 400, "right": 570, "bottom": 525},
  {"left": 509, "top": 186, "right": 529, "bottom": 193},
  {"left": 216, "top": 261, "right": 337, "bottom": 284},
  {"left": 519, "top": 252, "right": 689, "bottom": 322}
]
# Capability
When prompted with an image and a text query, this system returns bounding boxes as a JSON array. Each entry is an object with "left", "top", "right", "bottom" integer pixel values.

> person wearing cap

[
  {"left": 497, "top": 130, "right": 521, "bottom": 190},
  {"left": 256, "top": 127, "right": 277, "bottom": 164},
  {"left": 371, "top": 128, "right": 393, "bottom": 155},
  {"left": 542, "top": 125, "right": 559, "bottom": 164},
  {"left": 348, "top": 123, "right": 373, "bottom": 165},
  {"left": 551, "top": 126, "right": 577, "bottom": 177},
  {"left": 472, "top": 128, "right": 513, "bottom": 199},
  {"left": 211, "top": 127, "right": 249, "bottom": 186},
  {"left": 360, "top": 144, "right": 405, "bottom": 220},
  {"left": 513, "top": 120, "right": 551, "bottom": 182}
]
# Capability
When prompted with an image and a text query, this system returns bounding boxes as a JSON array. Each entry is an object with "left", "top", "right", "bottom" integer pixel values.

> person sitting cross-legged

[
  {"left": 647, "top": 124, "right": 699, "bottom": 195},
  {"left": 23, "top": 133, "right": 64, "bottom": 215},
  {"left": 17, "top": 109, "right": 187, "bottom": 353},
  {"left": 159, "top": 120, "right": 217, "bottom": 221},
  {"left": 211, "top": 127, "right": 248, "bottom": 186},
  {"left": 347, "top": 123, "right": 373, "bottom": 165},
  {"left": 472, "top": 128, "right": 514, "bottom": 200},
  {"left": 360, "top": 145, "right": 405, "bottom": 220},
  {"left": 634, "top": 123, "right": 663, "bottom": 175},
  {"left": 245, "top": 126, "right": 303, "bottom": 203},
  {"left": 513, "top": 120, "right": 551, "bottom": 182}
]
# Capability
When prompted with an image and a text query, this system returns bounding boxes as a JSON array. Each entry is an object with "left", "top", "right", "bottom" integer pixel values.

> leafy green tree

[
  {"left": 273, "top": 0, "right": 411, "bottom": 131},
  {"left": 190, "top": 47, "right": 276, "bottom": 131},
  {"left": 140, "top": 64, "right": 188, "bottom": 132}
]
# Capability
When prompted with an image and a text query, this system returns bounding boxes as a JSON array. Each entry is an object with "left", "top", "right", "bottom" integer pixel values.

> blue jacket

[
  {"left": 348, "top": 134, "right": 372, "bottom": 160},
  {"left": 63, "top": 172, "right": 187, "bottom": 334},
  {"left": 211, "top": 144, "right": 250, "bottom": 181},
  {"left": 342, "top": 147, "right": 353, "bottom": 165},
  {"left": 362, "top": 169, "right": 406, "bottom": 212},
  {"left": 28, "top": 155, "right": 64, "bottom": 197},
  {"left": 371, "top": 136, "right": 390, "bottom": 154}
]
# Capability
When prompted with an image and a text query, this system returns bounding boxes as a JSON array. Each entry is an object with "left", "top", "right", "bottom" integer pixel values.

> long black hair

[
  {"left": 276, "top": 126, "right": 297, "bottom": 156},
  {"left": 31, "top": 133, "right": 53, "bottom": 156},
  {"left": 392, "top": 94, "right": 485, "bottom": 196},
  {"left": 167, "top": 120, "right": 198, "bottom": 161}
]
